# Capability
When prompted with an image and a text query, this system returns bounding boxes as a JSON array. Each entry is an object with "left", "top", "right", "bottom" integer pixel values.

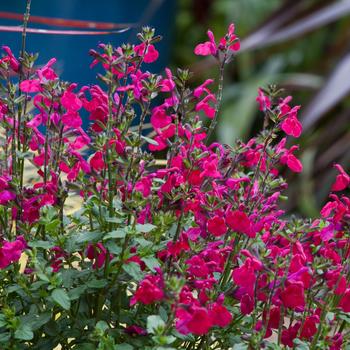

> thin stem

[{"left": 205, "top": 52, "right": 227, "bottom": 144}]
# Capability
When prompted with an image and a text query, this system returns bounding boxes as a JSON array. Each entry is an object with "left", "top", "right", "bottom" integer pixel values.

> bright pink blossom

[
  {"left": 280, "top": 281, "right": 305, "bottom": 310},
  {"left": 207, "top": 216, "right": 227, "bottom": 236},
  {"left": 130, "top": 273, "right": 164, "bottom": 306},
  {"left": 331, "top": 164, "right": 350, "bottom": 191}
]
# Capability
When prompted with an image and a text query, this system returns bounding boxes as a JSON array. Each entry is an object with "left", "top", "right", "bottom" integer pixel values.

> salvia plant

[{"left": 0, "top": 18, "right": 349, "bottom": 350}]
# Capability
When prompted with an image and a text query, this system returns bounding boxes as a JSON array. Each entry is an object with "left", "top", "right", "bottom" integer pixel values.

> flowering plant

[{"left": 0, "top": 22, "right": 349, "bottom": 350}]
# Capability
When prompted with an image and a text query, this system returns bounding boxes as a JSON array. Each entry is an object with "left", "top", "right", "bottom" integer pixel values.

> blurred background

[{"left": 1, "top": 0, "right": 350, "bottom": 216}]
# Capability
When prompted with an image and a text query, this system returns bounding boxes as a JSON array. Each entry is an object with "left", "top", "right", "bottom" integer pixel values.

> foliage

[{"left": 0, "top": 18, "right": 349, "bottom": 350}]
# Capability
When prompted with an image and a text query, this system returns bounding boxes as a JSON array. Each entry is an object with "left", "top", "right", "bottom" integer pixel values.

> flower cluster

[{"left": 0, "top": 24, "right": 349, "bottom": 350}]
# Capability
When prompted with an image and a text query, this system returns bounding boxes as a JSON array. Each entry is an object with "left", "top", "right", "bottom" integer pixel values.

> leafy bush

[{"left": 0, "top": 22, "right": 349, "bottom": 350}]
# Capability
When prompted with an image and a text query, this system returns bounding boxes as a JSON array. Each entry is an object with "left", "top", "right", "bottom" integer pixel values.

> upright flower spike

[
  {"left": 256, "top": 88, "right": 271, "bottom": 111},
  {"left": 194, "top": 23, "right": 240, "bottom": 56}
]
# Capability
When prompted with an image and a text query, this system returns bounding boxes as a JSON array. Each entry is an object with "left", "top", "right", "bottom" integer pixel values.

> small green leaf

[
  {"left": 147, "top": 315, "right": 165, "bottom": 335},
  {"left": 104, "top": 241, "right": 122, "bottom": 255},
  {"left": 122, "top": 262, "right": 143, "bottom": 281},
  {"left": 95, "top": 320, "right": 109, "bottom": 333},
  {"left": 28, "top": 240, "right": 55, "bottom": 249},
  {"left": 141, "top": 135, "right": 159, "bottom": 146},
  {"left": 143, "top": 257, "right": 160, "bottom": 272},
  {"left": 115, "top": 344, "right": 134, "bottom": 350},
  {"left": 232, "top": 344, "right": 248, "bottom": 350},
  {"left": 293, "top": 339, "right": 310, "bottom": 350},
  {"left": 51, "top": 288, "right": 71, "bottom": 310},
  {"left": 103, "top": 229, "right": 126, "bottom": 240},
  {"left": 75, "top": 231, "right": 103, "bottom": 244},
  {"left": 73, "top": 343, "right": 95, "bottom": 350},
  {"left": 86, "top": 279, "right": 108, "bottom": 289},
  {"left": 106, "top": 217, "right": 123, "bottom": 223},
  {"left": 135, "top": 223, "right": 156, "bottom": 233},
  {"left": 134, "top": 237, "right": 152, "bottom": 247},
  {"left": 0, "top": 314, "right": 6, "bottom": 327},
  {"left": 68, "top": 285, "right": 87, "bottom": 300},
  {"left": 0, "top": 332, "right": 10, "bottom": 343},
  {"left": 45, "top": 219, "right": 61, "bottom": 232},
  {"left": 14, "top": 324, "right": 33, "bottom": 340}
]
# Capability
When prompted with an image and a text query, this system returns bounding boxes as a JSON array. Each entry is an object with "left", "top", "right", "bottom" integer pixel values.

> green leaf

[
  {"left": 152, "top": 335, "right": 176, "bottom": 345},
  {"left": 86, "top": 279, "right": 108, "bottom": 289},
  {"left": 73, "top": 343, "right": 95, "bottom": 350},
  {"left": 232, "top": 344, "right": 248, "bottom": 350},
  {"left": 104, "top": 241, "right": 122, "bottom": 255},
  {"left": 14, "top": 324, "right": 33, "bottom": 340},
  {"left": 141, "top": 135, "right": 159, "bottom": 146},
  {"left": 142, "top": 256, "right": 160, "bottom": 272},
  {"left": 122, "top": 262, "right": 143, "bottom": 281},
  {"left": 106, "top": 217, "right": 123, "bottom": 224},
  {"left": 134, "top": 237, "right": 152, "bottom": 247},
  {"left": 0, "top": 332, "right": 10, "bottom": 343},
  {"left": 0, "top": 314, "right": 6, "bottom": 327},
  {"left": 28, "top": 240, "right": 55, "bottom": 249},
  {"left": 135, "top": 223, "right": 156, "bottom": 233},
  {"left": 96, "top": 320, "right": 109, "bottom": 333},
  {"left": 338, "top": 313, "right": 350, "bottom": 323},
  {"left": 103, "top": 229, "right": 126, "bottom": 240},
  {"left": 22, "top": 312, "right": 52, "bottom": 331},
  {"left": 115, "top": 344, "right": 134, "bottom": 350},
  {"left": 293, "top": 339, "right": 310, "bottom": 350},
  {"left": 147, "top": 315, "right": 165, "bottom": 335},
  {"left": 45, "top": 219, "right": 61, "bottom": 232},
  {"left": 68, "top": 285, "right": 87, "bottom": 300},
  {"left": 51, "top": 288, "right": 71, "bottom": 310},
  {"left": 75, "top": 231, "right": 103, "bottom": 244}
]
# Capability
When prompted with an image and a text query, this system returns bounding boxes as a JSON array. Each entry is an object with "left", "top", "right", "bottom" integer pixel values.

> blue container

[{"left": 0, "top": 0, "right": 176, "bottom": 83}]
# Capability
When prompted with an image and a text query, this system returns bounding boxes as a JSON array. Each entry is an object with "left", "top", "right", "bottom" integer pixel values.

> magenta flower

[{"left": 331, "top": 164, "right": 350, "bottom": 191}]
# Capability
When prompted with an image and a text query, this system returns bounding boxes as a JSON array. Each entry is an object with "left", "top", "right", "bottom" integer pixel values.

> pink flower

[
  {"left": 226, "top": 210, "right": 254, "bottom": 237},
  {"left": 281, "top": 322, "right": 300, "bottom": 347},
  {"left": 160, "top": 68, "right": 176, "bottom": 92},
  {"left": 232, "top": 259, "right": 257, "bottom": 296},
  {"left": 332, "top": 164, "right": 350, "bottom": 192},
  {"left": 194, "top": 23, "right": 240, "bottom": 56},
  {"left": 280, "top": 281, "right": 305, "bottom": 310},
  {"left": 86, "top": 243, "right": 111, "bottom": 269},
  {"left": 281, "top": 116, "right": 302, "bottom": 138},
  {"left": 207, "top": 216, "right": 227, "bottom": 237},
  {"left": 194, "top": 79, "right": 214, "bottom": 98},
  {"left": 0, "top": 190, "right": 16, "bottom": 205},
  {"left": 2, "top": 46, "right": 19, "bottom": 72},
  {"left": 209, "top": 302, "right": 232, "bottom": 328},
  {"left": 176, "top": 306, "right": 212, "bottom": 335},
  {"left": 240, "top": 293, "right": 254, "bottom": 315},
  {"left": 150, "top": 107, "right": 172, "bottom": 129},
  {"left": 134, "top": 43, "right": 159, "bottom": 63},
  {"left": 186, "top": 256, "right": 209, "bottom": 278},
  {"left": 130, "top": 273, "right": 164, "bottom": 305},
  {"left": 194, "top": 30, "right": 217, "bottom": 56},
  {"left": 300, "top": 315, "right": 319, "bottom": 340},
  {"left": 280, "top": 146, "right": 303, "bottom": 173},
  {"left": 89, "top": 151, "right": 105, "bottom": 172},
  {"left": 61, "top": 91, "right": 82, "bottom": 112},
  {"left": 20, "top": 79, "right": 42, "bottom": 93},
  {"left": 195, "top": 94, "right": 216, "bottom": 119},
  {"left": 0, "top": 237, "right": 26, "bottom": 269},
  {"left": 339, "top": 289, "right": 350, "bottom": 312},
  {"left": 135, "top": 177, "right": 152, "bottom": 197},
  {"left": 62, "top": 111, "right": 82, "bottom": 128},
  {"left": 256, "top": 88, "right": 271, "bottom": 111},
  {"left": 201, "top": 155, "right": 221, "bottom": 178}
]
